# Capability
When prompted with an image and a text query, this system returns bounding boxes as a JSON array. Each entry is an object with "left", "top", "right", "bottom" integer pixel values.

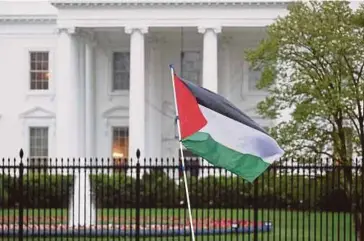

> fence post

[
  {"left": 18, "top": 149, "right": 24, "bottom": 241},
  {"left": 253, "top": 180, "right": 258, "bottom": 241},
  {"left": 135, "top": 149, "right": 141, "bottom": 241}
]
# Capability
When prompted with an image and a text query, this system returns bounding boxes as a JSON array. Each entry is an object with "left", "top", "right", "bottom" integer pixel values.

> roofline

[
  {"left": 0, "top": 1, "right": 292, "bottom": 23},
  {"left": 0, "top": 15, "right": 56, "bottom": 24},
  {"left": 50, "top": 0, "right": 293, "bottom": 8}
]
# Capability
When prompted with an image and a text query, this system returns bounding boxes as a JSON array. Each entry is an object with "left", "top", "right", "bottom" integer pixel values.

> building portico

[
  {"left": 0, "top": 1, "right": 289, "bottom": 170},
  {"left": 54, "top": 25, "right": 271, "bottom": 158}
]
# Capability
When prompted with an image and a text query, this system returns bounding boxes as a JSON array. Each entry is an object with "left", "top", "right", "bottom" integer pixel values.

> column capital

[
  {"left": 125, "top": 26, "right": 149, "bottom": 35},
  {"left": 198, "top": 26, "right": 222, "bottom": 34},
  {"left": 56, "top": 27, "right": 77, "bottom": 35}
]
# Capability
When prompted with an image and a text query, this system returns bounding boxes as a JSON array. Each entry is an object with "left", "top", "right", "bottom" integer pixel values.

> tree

[{"left": 245, "top": 1, "right": 364, "bottom": 240}]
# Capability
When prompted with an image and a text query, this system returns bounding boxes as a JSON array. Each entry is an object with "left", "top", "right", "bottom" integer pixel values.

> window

[
  {"left": 29, "top": 127, "right": 48, "bottom": 167},
  {"left": 112, "top": 127, "right": 129, "bottom": 165},
  {"left": 112, "top": 52, "right": 130, "bottom": 91},
  {"left": 181, "top": 51, "right": 201, "bottom": 85},
  {"left": 30, "top": 52, "right": 49, "bottom": 90}
]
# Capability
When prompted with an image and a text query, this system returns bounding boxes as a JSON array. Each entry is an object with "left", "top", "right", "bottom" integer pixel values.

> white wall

[{"left": 0, "top": 23, "right": 57, "bottom": 162}]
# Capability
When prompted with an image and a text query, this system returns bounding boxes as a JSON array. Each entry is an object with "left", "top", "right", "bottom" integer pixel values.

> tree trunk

[
  {"left": 343, "top": 168, "right": 363, "bottom": 241},
  {"left": 359, "top": 122, "right": 364, "bottom": 241}
]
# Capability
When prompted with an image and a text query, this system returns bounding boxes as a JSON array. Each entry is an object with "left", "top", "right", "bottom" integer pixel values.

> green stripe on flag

[{"left": 182, "top": 132, "right": 270, "bottom": 182}]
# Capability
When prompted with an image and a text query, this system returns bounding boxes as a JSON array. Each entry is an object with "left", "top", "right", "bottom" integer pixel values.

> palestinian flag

[{"left": 173, "top": 72, "right": 284, "bottom": 182}]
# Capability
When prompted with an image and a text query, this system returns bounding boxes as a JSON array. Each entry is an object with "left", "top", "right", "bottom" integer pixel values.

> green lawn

[{"left": 0, "top": 208, "right": 357, "bottom": 241}]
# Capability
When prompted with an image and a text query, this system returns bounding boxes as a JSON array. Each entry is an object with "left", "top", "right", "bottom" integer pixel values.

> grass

[{"left": 0, "top": 208, "right": 358, "bottom": 241}]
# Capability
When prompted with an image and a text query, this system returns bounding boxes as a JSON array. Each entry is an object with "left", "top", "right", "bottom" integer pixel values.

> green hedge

[
  {"left": 90, "top": 169, "right": 180, "bottom": 208},
  {"left": 0, "top": 173, "right": 73, "bottom": 208},
  {"left": 0, "top": 169, "right": 362, "bottom": 211},
  {"left": 90, "top": 173, "right": 137, "bottom": 208}
]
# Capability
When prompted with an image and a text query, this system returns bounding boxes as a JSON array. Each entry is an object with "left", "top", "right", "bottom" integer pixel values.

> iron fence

[{"left": 0, "top": 150, "right": 363, "bottom": 240}]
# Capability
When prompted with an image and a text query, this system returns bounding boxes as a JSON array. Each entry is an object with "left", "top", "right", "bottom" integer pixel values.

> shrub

[
  {"left": 1, "top": 170, "right": 361, "bottom": 210},
  {"left": 90, "top": 173, "right": 137, "bottom": 208},
  {"left": 0, "top": 175, "right": 14, "bottom": 207},
  {"left": 17, "top": 173, "right": 74, "bottom": 208},
  {"left": 140, "top": 168, "right": 180, "bottom": 208}
]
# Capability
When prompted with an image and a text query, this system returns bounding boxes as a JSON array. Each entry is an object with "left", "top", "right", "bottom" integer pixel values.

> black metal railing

[{"left": 0, "top": 152, "right": 363, "bottom": 240}]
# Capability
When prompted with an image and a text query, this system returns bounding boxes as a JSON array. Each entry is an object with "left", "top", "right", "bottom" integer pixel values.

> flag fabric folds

[{"left": 173, "top": 72, "right": 284, "bottom": 182}]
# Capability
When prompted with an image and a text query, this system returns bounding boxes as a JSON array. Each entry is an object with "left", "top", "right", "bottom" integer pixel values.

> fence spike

[
  {"left": 136, "top": 149, "right": 141, "bottom": 159},
  {"left": 19, "top": 149, "right": 24, "bottom": 159}
]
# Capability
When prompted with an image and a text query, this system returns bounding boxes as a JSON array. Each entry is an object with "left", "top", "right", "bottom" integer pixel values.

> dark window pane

[
  {"left": 181, "top": 51, "right": 201, "bottom": 85},
  {"left": 112, "top": 52, "right": 130, "bottom": 90},
  {"left": 30, "top": 51, "right": 49, "bottom": 90},
  {"left": 30, "top": 81, "right": 36, "bottom": 90},
  {"left": 30, "top": 72, "right": 36, "bottom": 81},
  {"left": 30, "top": 53, "right": 37, "bottom": 61},
  {"left": 35, "top": 72, "right": 43, "bottom": 80},
  {"left": 120, "top": 73, "right": 129, "bottom": 89},
  {"left": 29, "top": 127, "right": 48, "bottom": 167},
  {"left": 34, "top": 62, "right": 48, "bottom": 71},
  {"left": 42, "top": 52, "right": 48, "bottom": 61},
  {"left": 31, "top": 62, "right": 36, "bottom": 70},
  {"left": 43, "top": 81, "right": 49, "bottom": 90}
]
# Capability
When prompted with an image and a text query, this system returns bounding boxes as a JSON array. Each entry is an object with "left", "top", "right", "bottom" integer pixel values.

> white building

[{"left": 0, "top": 0, "right": 289, "bottom": 168}]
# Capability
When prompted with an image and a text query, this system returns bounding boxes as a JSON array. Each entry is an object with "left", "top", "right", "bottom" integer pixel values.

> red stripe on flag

[{"left": 174, "top": 74, "right": 207, "bottom": 139}]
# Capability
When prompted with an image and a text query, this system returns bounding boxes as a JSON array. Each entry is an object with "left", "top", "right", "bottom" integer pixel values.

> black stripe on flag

[{"left": 180, "top": 77, "right": 268, "bottom": 135}]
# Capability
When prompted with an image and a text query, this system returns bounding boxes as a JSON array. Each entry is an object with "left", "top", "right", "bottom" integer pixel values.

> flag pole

[{"left": 169, "top": 64, "right": 196, "bottom": 241}]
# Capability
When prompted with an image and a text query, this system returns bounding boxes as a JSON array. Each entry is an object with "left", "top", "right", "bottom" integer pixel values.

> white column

[
  {"left": 85, "top": 40, "right": 96, "bottom": 158},
  {"left": 58, "top": 30, "right": 97, "bottom": 227},
  {"left": 78, "top": 38, "right": 86, "bottom": 158},
  {"left": 198, "top": 26, "right": 221, "bottom": 177},
  {"left": 198, "top": 26, "right": 221, "bottom": 93},
  {"left": 221, "top": 36, "right": 231, "bottom": 99},
  {"left": 147, "top": 36, "right": 163, "bottom": 160},
  {"left": 125, "top": 26, "right": 148, "bottom": 162},
  {"left": 56, "top": 28, "right": 79, "bottom": 159}
]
